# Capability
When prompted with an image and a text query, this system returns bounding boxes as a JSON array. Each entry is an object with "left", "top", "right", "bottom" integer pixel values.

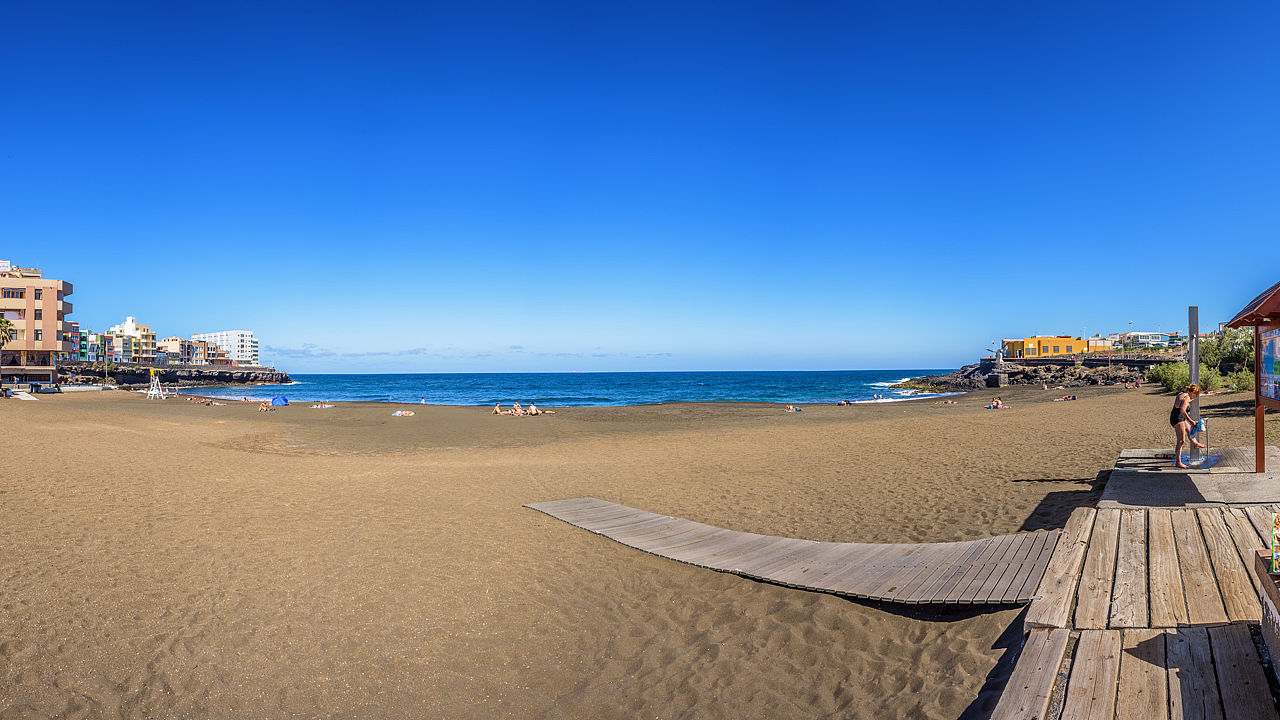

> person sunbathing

[{"left": 528, "top": 403, "right": 540, "bottom": 416}]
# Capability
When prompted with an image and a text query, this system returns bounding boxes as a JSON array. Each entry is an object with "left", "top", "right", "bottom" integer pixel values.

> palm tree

[{"left": 0, "top": 317, "right": 12, "bottom": 387}]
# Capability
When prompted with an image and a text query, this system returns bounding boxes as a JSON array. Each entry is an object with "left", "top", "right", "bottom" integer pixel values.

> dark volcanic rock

[
  {"left": 898, "top": 362, "right": 1145, "bottom": 391},
  {"left": 58, "top": 362, "right": 290, "bottom": 387}
]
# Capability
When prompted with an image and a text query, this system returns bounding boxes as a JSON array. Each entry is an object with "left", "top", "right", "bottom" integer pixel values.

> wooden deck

[
  {"left": 525, "top": 497, "right": 1060, "bottom": 605},
  {"left": 992, "top": 625, "right": 1277, "bottom": 720},
  {"left": 1023, "top": 506, "right": 1273, "bottom": 632},
  {"left": 994, "top": 504, "right": 1280, "bottom": 719}
]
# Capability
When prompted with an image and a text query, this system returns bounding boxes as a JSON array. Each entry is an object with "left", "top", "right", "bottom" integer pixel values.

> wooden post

[{"left": 1258, "top": 325, "right": 1265, "bottom": 473}]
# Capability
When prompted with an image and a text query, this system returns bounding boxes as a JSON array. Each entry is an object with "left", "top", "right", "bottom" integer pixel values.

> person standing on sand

[{"left": 1171, "top": 383, "right": 1206, "bottom": 468}]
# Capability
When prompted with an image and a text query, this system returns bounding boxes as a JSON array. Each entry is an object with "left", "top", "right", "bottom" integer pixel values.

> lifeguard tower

[{"left": 145, "top": 368, "right": 166, "bottom": 400}]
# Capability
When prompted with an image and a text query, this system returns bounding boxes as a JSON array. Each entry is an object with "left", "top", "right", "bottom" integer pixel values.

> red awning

[{"left": 1226, "top": 280, "right": 1280, "bottom": 328}]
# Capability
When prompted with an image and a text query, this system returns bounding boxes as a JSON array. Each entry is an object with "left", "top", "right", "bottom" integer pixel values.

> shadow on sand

[{"left": 1013, "top": 470, "right": 1112, "bottom": 531}]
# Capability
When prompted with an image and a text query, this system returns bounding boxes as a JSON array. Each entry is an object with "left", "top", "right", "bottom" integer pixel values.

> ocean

[{"left": 178, "top": 369, "right": 956, "bottom": 406}]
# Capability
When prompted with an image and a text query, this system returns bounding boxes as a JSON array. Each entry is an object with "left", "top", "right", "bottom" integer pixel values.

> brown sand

[{"left": 1, "top": 386, "right": 1274, "bottom": 719}]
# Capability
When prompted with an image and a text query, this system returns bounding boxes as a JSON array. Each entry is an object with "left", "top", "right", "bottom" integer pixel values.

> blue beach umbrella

[{"left": 271, "top": 396, "right": 288, "bottom": 406}]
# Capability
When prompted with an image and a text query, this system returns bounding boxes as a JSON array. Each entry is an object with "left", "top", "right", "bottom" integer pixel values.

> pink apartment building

[{"left": 0, "top": 263, "right": 74, "bottom": 383}]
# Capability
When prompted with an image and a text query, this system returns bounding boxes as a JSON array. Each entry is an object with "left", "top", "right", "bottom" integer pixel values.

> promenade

[{"left": 529, "top": 446, "right": 1280, "bottom": 719}]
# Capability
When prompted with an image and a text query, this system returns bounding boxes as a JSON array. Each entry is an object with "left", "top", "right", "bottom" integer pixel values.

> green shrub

[
  {"left": 1226, "top": 371, "right": 1255, "bottom": 393},
  {"left": 1148, "top": 362, "right": 1188, "bottom": 393},
  {"left": 1197, "top": 364, "right": 1222, "bottom": 392}
]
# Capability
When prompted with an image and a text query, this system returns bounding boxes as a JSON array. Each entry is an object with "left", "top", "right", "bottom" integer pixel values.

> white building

[{"left": 192, "top": 330, "right": 260, "bottom": 366}]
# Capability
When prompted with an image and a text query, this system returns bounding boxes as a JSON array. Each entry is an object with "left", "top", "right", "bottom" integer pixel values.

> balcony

[
  {"left": 58, "top": 300, "right": 72, "bottom": 315},
  {"left": 0, "top": 296, "right": 24, "bottom": 311}
]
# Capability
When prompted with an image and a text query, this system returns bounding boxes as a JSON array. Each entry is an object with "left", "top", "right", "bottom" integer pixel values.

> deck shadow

[
  {"left": 1014, "top": 470, "right": 1111, "bottom": 531},
  {"left": 957, "top": 608, "right": 1030, "bottom": 720}
]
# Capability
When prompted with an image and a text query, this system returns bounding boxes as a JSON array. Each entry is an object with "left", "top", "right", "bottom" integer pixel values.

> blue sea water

[{"left": 179, "top": 369, "right": 957, "bottom": 406}]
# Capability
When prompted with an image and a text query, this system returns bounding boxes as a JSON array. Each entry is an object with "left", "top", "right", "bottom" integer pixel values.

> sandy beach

[{"left": 1, "top": 386, "right": 1272, "bottom": 719}]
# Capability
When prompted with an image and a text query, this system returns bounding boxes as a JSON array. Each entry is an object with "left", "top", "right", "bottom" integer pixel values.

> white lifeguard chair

[{"left": 146, "top": 369, "right": 166, "bottom": 400}]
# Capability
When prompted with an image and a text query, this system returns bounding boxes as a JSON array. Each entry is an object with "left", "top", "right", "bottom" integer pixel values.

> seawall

[{"left": 58, "top": 362, "right": 290, "bottom": 388}]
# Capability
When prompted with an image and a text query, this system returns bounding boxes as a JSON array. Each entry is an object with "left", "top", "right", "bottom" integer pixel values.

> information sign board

[{"left": 1264, "top": 328, "right": 1280, "bottom": 403}]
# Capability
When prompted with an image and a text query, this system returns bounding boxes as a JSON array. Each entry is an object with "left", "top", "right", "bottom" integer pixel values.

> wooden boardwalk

[
  {"left": 526, "top": 497, "right": 1060, "bottom": 605},
  {"left": 993, "top": 504, "right": 1280, "bottom": 720}
]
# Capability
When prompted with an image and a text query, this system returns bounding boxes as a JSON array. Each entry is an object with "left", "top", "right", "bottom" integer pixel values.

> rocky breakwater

[
  {"left": 59, "top": 362, "right": 290, "bottom": 388},
  {"left": 894, "top": 361, "right": 1146, "bottom": 392}
]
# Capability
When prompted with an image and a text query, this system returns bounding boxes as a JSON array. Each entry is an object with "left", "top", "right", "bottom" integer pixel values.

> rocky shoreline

[
  {"left": 896, "top": 361, "right": 1147, "bottom": 392},
  {"left": 57, "top": 362, "right": 290, "bottom": 389}
]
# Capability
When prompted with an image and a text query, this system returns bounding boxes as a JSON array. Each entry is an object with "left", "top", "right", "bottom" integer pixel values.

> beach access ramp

[{"left": 525, "top": 497, "right": 1059, "bottom": 605}]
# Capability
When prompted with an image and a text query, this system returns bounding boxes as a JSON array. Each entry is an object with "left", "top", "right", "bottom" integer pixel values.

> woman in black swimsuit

[{"left": 1170, "top": 383, "right": 1205, "bottom": 468}]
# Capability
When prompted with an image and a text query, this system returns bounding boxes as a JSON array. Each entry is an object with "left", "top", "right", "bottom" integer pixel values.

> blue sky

[{"left": 3, "top": 2, "right": 1276, "bottom": 372}]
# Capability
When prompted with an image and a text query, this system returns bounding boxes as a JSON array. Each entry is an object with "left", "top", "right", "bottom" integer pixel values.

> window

[
  {"left": 33, "top": 329, "right": 42, "bottom": 341},
  {"left": 2, "top": 288, "right": 23, "bottom": 299},
  {"left": 1053, "top": 345, "right": 1060, "bottom": 353},
  {"left": 1041, "top": 345, "right": 1049, "bottom": 353},
  {"left": 33, "top": 289, "right": 42, "bottom": 300},
  {"left": 33, "top": 309, "right": 42, "bottom": 320},
  {"left": 1066, "top": 345, "right": 1073, "bottom": 353}
]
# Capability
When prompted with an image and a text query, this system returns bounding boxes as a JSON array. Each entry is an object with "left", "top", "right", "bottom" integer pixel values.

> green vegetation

[
  {"left": 1226, "top": 370, "right": 1255, "bottom": 393},
  {"left": 0, "top": 317, "right": 12, "bottom": 354},
  {"left": 1147, "top": 362, "right": 1224, "bottom": 393}
]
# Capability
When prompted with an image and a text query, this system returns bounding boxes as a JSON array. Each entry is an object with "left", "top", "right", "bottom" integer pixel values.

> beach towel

[{"left": 271, "top": 396, "right": 289, "bottom": 406}]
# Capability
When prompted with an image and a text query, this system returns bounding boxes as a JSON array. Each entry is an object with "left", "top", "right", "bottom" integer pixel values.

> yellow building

[{"left": 1003, "top": 335, "right": 1086, "bottom": 358}]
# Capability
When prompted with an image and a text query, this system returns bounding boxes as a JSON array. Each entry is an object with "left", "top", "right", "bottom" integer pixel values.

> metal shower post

[{"left": 1189, "top": 306, "right": 1200, "bottom": 463}]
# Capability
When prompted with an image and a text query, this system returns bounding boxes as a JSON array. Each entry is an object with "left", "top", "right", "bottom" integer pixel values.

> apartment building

[
  {"left": 108, "top": 316, "right": 157, "bottom": 363},
  {"left": 192, "top": 330, "right": 259, "bottom": 366},
  {"left": 1002, "top": 335, "right": 1087, "bottom": 358},
  {"left": 0, "top": 262, "right": 74, "bottom": 383}
]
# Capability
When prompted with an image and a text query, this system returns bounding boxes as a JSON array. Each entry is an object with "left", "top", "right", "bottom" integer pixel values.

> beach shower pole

[{"left": 1189, "top": 306, "right": 1201, "bottom": 464}]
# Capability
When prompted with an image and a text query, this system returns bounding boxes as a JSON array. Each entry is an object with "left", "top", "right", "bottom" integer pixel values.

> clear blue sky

[{"left": 4, "top": 2, "right": 1276, "bottom": 372}]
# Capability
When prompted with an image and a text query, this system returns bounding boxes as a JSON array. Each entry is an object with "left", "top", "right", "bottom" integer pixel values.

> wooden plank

[
  {"left": 769, "top": 542, "right": 857, "bottom": 586},
  {"left": 553, "top": 504, "right": 638, "bottom": 524},
  {"left": 1207, "top": 624, "right": 1278, "bottom": 720},
  {"left": 661, "top": 527, "right": 743, "bottom": 558},
  {"left": 989, "top": 628, "right": 1071, "bottom": 720},
  {"left": 890, "top": 540, "right": 967, "bottom": 602},
  {"left": 810, "top": 542, "right": 902, "bottom": 592},
  {"left": 1008, "top": 532, "right": 1061, "bottom": 604},
  {"left": 820, "top": 543, "right": 913, "bottom": 595},
  {"left": 1149, "top": 509, "right": 1190, "bottom": 628},
  {"left": 1170, "top": 509, "right": 1229, "bottom": 627},
  {"left": 1060, "top": 629, "right": 1122, "bottom": 720},
  {"left": 1116, "top": 629, "right": 1166, "bottom": 720},
  {"left": 902, "top": 541, "right": 982, "bottom": 604},
  {"left": 662, "top": 528, "right": 757, "bottom": 561},
  {"left": 1110, "top": 509, "right": 1149, "bottom": 629},
  {"left": 634, "top": 523, "right": 719, "bottom": 552},
  {"left": 973, "top": 534, "right": 1038, "bottom": 605},
  {"left": 1222, "top": 508, "right": 1267, "bottom": 600},
  {"left": 703, "top": 535, "right": 794, "bottom": 569},
  {"left": 626, "top": 524, "right": 705, "bottom": 551},
  {"left": 661, "top": 529, "right": 738, "bottom": 561},
  {"left": 1196, "top": 510, "right": 1261, "bottom": 623},
  {"left": 918, "top": 540, "right": 992, "bottom": 603},
  {"left": 947, "top": 533, "right": 1021, "bottom": 604},
  {"left": 1166, "top": 627, "right": 1224, "bottom": 720},
  {"left": 866, "top": 543, "right": 952, "bottom": 601},
  {"left": 1243, "top": 504, "right": 1274, "bottom": 544},
  {"left": 1025, "top": 507, "right": 1096, "bottom": 630},
  {"left": 575, "top": 508, "right": 651, "bottom": 530},
  {"left": 592, "top": 512, "right": 666, "bottom": 533},
  {"left": 606, "top": 518, "right": 690, "bottom": 543},
  {"left": 1075, "top": 509, "right": 1122, "bottom": 630},
  {"left": 836, "top": 545, "right": 924, "bottom": 596},
  {"left": 730, "top": 539, "right": 811, "bottom": 576},
  {"left": 747, "top": 542, "right": 829, "bottom": 583}
]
